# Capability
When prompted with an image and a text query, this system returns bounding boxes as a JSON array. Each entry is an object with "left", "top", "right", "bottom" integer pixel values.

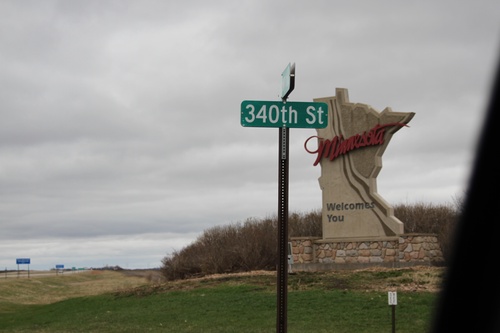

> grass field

[{"left": 0, "top": 266, "right": 444, "bottom": 332}]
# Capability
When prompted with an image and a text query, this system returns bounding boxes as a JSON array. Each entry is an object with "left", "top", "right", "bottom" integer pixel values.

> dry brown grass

[
  {"left": 0, "top": 266, "right": 444, "bottom": 312},
  {"left": 344, "top": 266, "right": 445, "bottom": 293},
  {"left": 179, "top": 266, "right": 444, "bottom": 292},
  {"left": 0, "top": 270, "right": 158, "bottom": 305}
]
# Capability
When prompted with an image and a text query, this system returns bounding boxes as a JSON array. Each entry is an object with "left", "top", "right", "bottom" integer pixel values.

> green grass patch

[{"left": 0, "top": 272, "right": 439, "bottom": 333}]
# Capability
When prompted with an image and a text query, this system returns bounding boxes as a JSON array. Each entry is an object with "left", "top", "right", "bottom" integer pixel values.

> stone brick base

[{"left": 290, "top": 234, "right": 444, "bottom": 271}]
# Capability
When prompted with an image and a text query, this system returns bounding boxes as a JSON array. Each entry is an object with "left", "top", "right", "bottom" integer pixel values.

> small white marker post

[{"left": 388, "top": 291, "right": 397, "bottom": 333}]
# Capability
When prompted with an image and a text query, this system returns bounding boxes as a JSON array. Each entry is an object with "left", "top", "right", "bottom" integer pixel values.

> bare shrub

[
  {"left": 161, "top": 201, "right": 459, "bottom": 281},
  {"left": 288, "top": 210, "right": 322, "bottom": 237},
  {"left": 452, "top": 192, "right": 467, "bottom": 215},
  {"left": 161, "top": 216, "right": 279, "bottom": 280},
  {"left": 160, "top": 243, "right": 205, "bottom": 280},
  {"left": 233, "top": 217, "right": 277, "bottom": 271},
  {"left": 394, "top": 201, "right": 459, "bottom": 260}
]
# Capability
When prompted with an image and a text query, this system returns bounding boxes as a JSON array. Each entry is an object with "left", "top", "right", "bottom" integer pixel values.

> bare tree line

[{"left": 161, "top": 199, "right": 462, "bottom": 281}]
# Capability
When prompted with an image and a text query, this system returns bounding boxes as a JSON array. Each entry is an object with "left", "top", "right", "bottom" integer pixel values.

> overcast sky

[{"left": 1, "top": 0, "right": 499, "bottom": 270}]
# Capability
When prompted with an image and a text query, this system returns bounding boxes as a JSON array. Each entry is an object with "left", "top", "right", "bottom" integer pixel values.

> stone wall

[{"left": 290, "top": 234, "right": 444, "bottom": 271}]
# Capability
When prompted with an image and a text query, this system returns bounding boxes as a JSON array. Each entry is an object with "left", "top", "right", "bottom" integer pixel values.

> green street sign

[{"left": 241, "top": 100, "right": 328, "bottom": 128}]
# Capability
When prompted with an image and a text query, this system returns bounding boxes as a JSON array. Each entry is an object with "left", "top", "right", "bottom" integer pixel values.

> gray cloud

[{"left": 0, "top": 0, "right": 498, "bottom": 269}]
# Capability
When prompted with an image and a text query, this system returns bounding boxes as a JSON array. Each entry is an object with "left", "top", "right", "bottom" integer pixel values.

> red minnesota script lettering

[{"left": 304, "top": 123, "right": 408, "bottom": 166}]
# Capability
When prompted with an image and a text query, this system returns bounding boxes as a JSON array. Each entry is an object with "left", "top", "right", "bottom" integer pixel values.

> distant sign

[
  {"left": 241, "top": 100, "right": 328, "bottom": 128},
  {"left": 16, "top": 258, "right": 30, "bottom": 264},
  {"left": 56, "top": 264, "right": 64, "bottom": 269}
]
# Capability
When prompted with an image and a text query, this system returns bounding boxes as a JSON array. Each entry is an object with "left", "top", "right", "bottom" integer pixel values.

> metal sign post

[
  {"left": 275, "top": 63, "right": 295, "bottom": 333},
  {"left": 277, "top": 124, "right": 289, "bottom": 333},
  {"left": 241, "top": 63, "right": 327, "bottom": 333},
  {"left": 388, "top": 291, "right": 397, "bottom": 333}
]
